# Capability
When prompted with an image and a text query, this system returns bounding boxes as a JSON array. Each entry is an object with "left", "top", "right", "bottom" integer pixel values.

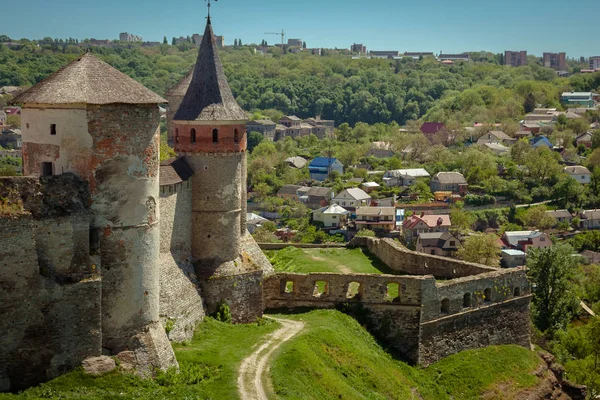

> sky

[{"left": 3, "top": 0, "right": 599, "bottom": 57}]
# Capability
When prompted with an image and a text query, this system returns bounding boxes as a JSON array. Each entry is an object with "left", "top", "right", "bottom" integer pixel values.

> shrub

[
  {"left": 356, "top": 229, "right": 376, "bottom": 237},
  {"left": 155, "top": 362, "right": 221, "bottom": 386},
  {"left": 215, "top": 303, "right": 232, "bottom": 324}
]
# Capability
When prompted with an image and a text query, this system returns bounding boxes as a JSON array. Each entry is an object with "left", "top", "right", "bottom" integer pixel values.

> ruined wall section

[
  {"left": 352, "top": 237, "right": 497, "bottom": 279},
  {"left": 159, "top": 183, "right": 205, "bottom": 342}
]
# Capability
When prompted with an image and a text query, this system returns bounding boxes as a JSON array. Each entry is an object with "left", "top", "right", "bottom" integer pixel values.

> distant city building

[
  {"left": 287, "top": 38, "right": 303, "bottom": 47},
  {"left": 590, "top": 56, "right": 600, "bottom": 70},
  {"left": 370, "top": 50, "right": 399, "bottom": 58},
  {"left": 561, "top": 92, "right": 595, "bottom": 108},
  {"left": 403, "top": 52, "right": 434, "bottom": 59},
  {"left": 351, "top": 43, "right": 367, "bottom": 54},
  {"left": 89, "top": 39, "right": 112, "bottom": 46},
  {"left": 438, "top": 53, "right": 469, "bottom": 62},
  {"left": 119, "top": 32, "right": 142, "bottom": 42},
  {"left": 175, "top": 35, "right": 223, "bottom": 46},
  {"left": 504, "top": 50, "right": 527, "bottom": 67},
  {"left": 542, "top": 52, "right": 567, "bottom": 70}
]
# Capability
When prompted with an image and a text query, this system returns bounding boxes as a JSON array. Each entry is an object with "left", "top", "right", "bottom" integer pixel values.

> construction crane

[{"left": 264, "top": 30, "right": 286, "bottom": 46}]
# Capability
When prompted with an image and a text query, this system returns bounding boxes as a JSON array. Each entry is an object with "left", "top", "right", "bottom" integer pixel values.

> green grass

[
  {"left": 270, "top": 310, "right": 543, "bottom": 400},
  {"left": 266, "top": 247, "right": 399, "bottom": 275},
  {"left": 0, "top": 317, "right": 279, "bottom": 400}
]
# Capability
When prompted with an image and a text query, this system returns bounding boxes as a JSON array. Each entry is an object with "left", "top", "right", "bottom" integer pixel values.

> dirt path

[{"left": 238, "top": 317, "right": 305, "bottom": 400}]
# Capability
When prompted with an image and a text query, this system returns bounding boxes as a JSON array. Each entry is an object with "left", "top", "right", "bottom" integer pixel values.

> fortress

[{"left": 0, "top": 17, "right": 532, "bottom": 393}]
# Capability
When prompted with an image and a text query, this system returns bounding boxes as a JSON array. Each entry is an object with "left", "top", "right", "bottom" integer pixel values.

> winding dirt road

[{"left": 238, "top": 317, "right": 305, "bottom": 400}]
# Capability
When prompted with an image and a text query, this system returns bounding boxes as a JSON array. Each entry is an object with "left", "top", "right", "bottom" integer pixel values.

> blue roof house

[
  {"left": 308, "top": 157, "right": 344, "bottom": 181},
  {"left": 530, "top": 136, "right": 552, "bottom": 149}
]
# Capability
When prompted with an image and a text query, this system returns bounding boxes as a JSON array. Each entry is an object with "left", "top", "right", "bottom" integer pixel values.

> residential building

[
  {"left": 0, "top": 128, "right": 21, "bottom": 149},
  {"left": 284, "top": 156, "right": 307, "bottom": 169},
  {"left": 438, "top": 53, "right": 469, "bottom": 62},
  {"left": 576, "top": 132, "right": 593, "bottom": 148},
  {"left": 501, "top": 231, "right": 552, "bottom": 252},
  {"left": 0, "top": 110, "right": 5, "bottom": 126},
  {"left": 561, "top": 92, "right": 595, "bottom": 108},
  {"left": 304, "top": 187, "right": 334, "bottom": 209},
  {"left": 308, "top": 157, "right": 343, "bottom": 181},
  {"left": 367, "top": 141, "right": 394, "bottom": 158},
  {"left": 402, "top": 213, "right": 451, "bottom": 243},
  {"left": 483, "top": 142, "right": 510, "bottom": 155},
  {"left": 420, "top": 122, "right": 449, "bottom": 144},
  {"left": 277, "top": 185, "right": 309, "bottom": 202},
  {"left": 545, "top": 209, "right": 572, "bottom": 227},
  {"left": 501, "top": 250, "right": 527, "bottom": 268},
  {"left": 403, "top": 52, "right": 435, "bottom": 59},
  {"left": 416, "top": 232, "right": 459, "bottom": 257},
  {"left": 333, "top": 188, "right": 371, "bottom": 209},
  {"left": 246, "top": 120, "right": 276, "bottom": 141},
  {"left": 580, "top": 209, "right": 600, "bottom": 229},
  {"left": 543, "top": 52, "right": 567, "bottom": 70},
  {"left": 370, "top": 51, "right": 400, "bottom": 58},
  {"left": 119, "top": 32, "right": 142, "bottom": 42},
  {"left": 312, "top": 204, "right": 350, "bottom": 228},
  {"left": 246, "top": 213, "right": 269, "bottom": 234},
  {"left": 522, "top": 123, "right": 541, "bottom": 134},
  {"left": 504, "top": 51, "right": 527, "bottom": 67},
  {"left": 564, "top": 166, "right": 591, "bottom": 184},
  {"left": 383, "top": 168, "right": 431, "bottom": 187},
  {"left": 476, "top": 130, "right": 516, "bottom": 146},
  {"left": 351, "top": 43, "right": 367, "bottom": 54},
  {"left": 530, "top": 136, "right": 552, "bottom": 149},
  {"left": 430, "top": 172, "right": 468, "bottom": 194},
  {"left": 361, "top": 182, "right": 380, "bottom": 193},
  {"left": 287, "top": 39, "right": 303, "bottom": 47},
  {"left": 590, "top": 56, "right": 600, "bottom": 70},
  {"left": 580, "top": 250, "right": 600, "bottom": 264},
  {"left": 355, "top": 206, "right": 397, "bottom": 232},
  {"left": 303, "top": 117, "right": 335, "bottom": 139}
]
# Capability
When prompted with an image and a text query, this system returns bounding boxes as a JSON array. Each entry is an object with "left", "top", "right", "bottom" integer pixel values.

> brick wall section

[
  {"left": 352, "top": 237, "right": 497, "bottom": 279},
  {"left": 0, "top": 216, "right": 101, "bottom": 392}
]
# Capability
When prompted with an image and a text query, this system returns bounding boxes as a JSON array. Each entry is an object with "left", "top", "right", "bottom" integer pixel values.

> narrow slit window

[
  {"left": 190, "top": 128, "right": 196, "bottom": 144},
  {"left": 50, "top": 124, "right": 56, "bottom": 135},
  {"left": 234, "top": 128, "right": 239, "bottom": 143},
  {"left": 212, "top": 128, "right": 219, "bottom": 143},
  {"left": 42, "top": 162, "right": 53, "bottom": 176},
  {"left": 175, "top": 128, "right": 179, "bottom": 143}
]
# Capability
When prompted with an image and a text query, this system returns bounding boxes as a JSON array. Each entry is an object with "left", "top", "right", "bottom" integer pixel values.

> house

[
  {"left": 501, "top": 231, "right": 552, "bottom": 252},
  {"left": 402, "top": 213, "right": 451, "bottom": 243},
  {"left": 430, "top": 172, "right": 468, "bottom": 194},
  {"left": 545, "top": 209, "right": 572, "bottom": 226},
  {"left": 367, "top": 141, "right": 395, "bottom": 158},
  {"left": 522, "top": 123, "right": 541, "bottom": 134},
  {"left": 561, "top": 92, "right": 595, "bottom": 108},
  {"left": 580, "top": 209, "right": 600, "bottom": 230},
  {"left": 0, "top": 111, "right": 6, "bottom": 126},
  {"left": 246, "top": 213, "right": 269, "bottom": 234},
  {"left": 353, "top": 163, "right": 372, "bottom": 171},
  {"left": 312, "top": 204, "right": 350, "bottom": 228},
  {"left": 246, "top": 119, "right": 276, "bottom": 141},
  {"left": 277, "top": 185, "right": 309, "bottom": 202},
  {"left": 420, "top": 122, "right": 448, "bottom": 144},
  {"left": 308, "top": 157, "right": 343, "bottom": 181},
  {"left": 530, "top": 136, "right": 552, "bottom": 149},
  {"left": 285, "top": 156, "right": 307, "bottom": 169},
  {"left": 580, "top": 250, "right": 600, "bottom": 264},
  {"left": 333, "top": 188, "right": 371, "bottom": 209},
  {"left": 476, "top": 130, "right": 516, "bottom": 146},
  {"left": 416, "top": 232, "right": 460, "bottom": 257},
  {"left": 563, "top": 166, "right": 591, "bottom": 184},
  {"left": 361, "top": 182, "right": 380, "bottom": 193},
  {"left": 383, "top": 168, "right": 431, "bottom": 187},
  {"left": 304, "top": 187, "right": 334, "bottom": 209},
  {"left": 515, "top": 130, "right": 533, "bottom": 139},
  {"left": 0, "top": 128, "right": 22, "bottom": 149},
  {"left": 483, "top": 142, "right": 510, "bottom": 155},
  {"left": 279, "top": 115, "right": 301, "bottom": 128},
  {"left": 576, "top": 132, "right": 593, "bottom": 148},
  {"left": 501, "top": 250, "right": 527, "bottom": 268},
  {"left": 355, "top": 206, "right": 397, "bottom": 232},
  {"left": 303, "top": 117, "right": 335, "bottom": 139}
]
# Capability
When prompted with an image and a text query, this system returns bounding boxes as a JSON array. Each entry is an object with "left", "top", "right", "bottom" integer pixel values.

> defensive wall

[{"left": 263, "top": 237, "right": 531, "bottom": 365}]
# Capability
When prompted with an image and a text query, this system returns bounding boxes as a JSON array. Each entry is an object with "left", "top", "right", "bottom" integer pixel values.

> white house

[
  {"left": 501, "top": 249, "right": 526, "bottom": 268},
  {"left": 246, "top": 213, "right": 269, "bottom": 234},
  {"left": 564, "top": 166, "right": 591, "bottom": 184},
  {"left": 332, "top": 188, "right": 371, "bottom": 209},
  {"left": 383, "top": 168, "right": 430, "bottom": 187},
  {"left": 312, "top": 204, "right": 350, "bottom": 228},
  {"left": 581, "top": 210, "right": 600, "bottom": 230}
]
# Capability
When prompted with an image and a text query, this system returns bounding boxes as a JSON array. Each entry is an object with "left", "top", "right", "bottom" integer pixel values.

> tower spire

[{"left": 206, "top": 0, "right": 217, "bottom": 18}]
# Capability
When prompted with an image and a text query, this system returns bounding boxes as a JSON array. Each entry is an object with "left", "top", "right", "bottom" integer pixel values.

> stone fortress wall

[{"left": 263, "top": 237, "right": 532, "bottom": 366}]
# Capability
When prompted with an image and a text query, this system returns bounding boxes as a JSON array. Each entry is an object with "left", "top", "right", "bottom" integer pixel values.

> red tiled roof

[{"left": 420, "top": 122, "right": 446, "bottom": 134}]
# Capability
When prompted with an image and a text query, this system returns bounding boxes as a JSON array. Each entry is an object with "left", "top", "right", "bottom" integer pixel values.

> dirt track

[{"left": 238, "top": 317, "right": 305, "bottom": 400}]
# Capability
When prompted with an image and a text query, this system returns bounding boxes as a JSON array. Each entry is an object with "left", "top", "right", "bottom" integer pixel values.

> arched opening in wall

[
  {"left": 484, "top": 288, "right": 492, "bottom": 302},
  {"left": 212, "top": 128, "right": 219, "bottom": 143},
  {"left": 234, "top": 128, "right": 239, "bottom": 143},
  {"left": 190, "top": 128, "right": 196, "bottom": 144},
  {"left": 514, "top": 287, "right": 521, "bottom": 297},
  {"left": 385, "top": 283, "right": 400, "bottom": 302},
  {"left": 313, "top": 281, "right": 328, "bottom": 298},
  {"left": 282, "top": 280, "right": 294, "bottom": 294},
  {"left": 463, "top": 293, "right": 472, "bottom": 308},
  {"left": 346, "top": 282, "right": 361, "bottom": 299},
  {"left": 441, "top": 298, "right": 450, "bottom": 314}
]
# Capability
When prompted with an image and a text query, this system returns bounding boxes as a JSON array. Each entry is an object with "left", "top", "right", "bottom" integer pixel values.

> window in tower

[
  {"left": 50, "top": 124, "right": 57, "bottom": 135},
  {"left": 234, "top": 128, "right": 239, "bottom": 143},
  {"left": 213, "top": 129, "right": 219, "bottom": 144},
  {"left": 175, "top": 128, "right": 179, "bottom": 143},
  {"left": 191, "top": 128, "right": 196, "bottom": 144}
]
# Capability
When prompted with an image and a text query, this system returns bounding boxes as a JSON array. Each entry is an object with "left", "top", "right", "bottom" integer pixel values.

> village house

[
  {"left": 383, "top": 168, "right": 430, "bottom": 187},
  {"left": 333, "top": 188, "right": 371, "bottom": 209},
  {"left": 580, "top": 209, "right": 600, "bottom": 230},
  {"left": 367, "top": 141, "right": 395, "bottom": 158},
  {"left": 420, "top": 122, "right": 449, "bottom": 144},
  {"left": 246, "top": 120, "right": 276, "bottom": 141},
  {"left": 0, "top": 110, "right": 6, "bottom": 126},
  {"left": 277, "top": 185, "right": 309, "bottom": 202},
  {"left": 303, "top": 187, "right": 334, "bottom": 209},
  {"left": 576, "top": 132, "right": 593, "bottom": 148},
  {"left": 308, "top": 157, "right": 344, "bottom": 181},
  {"left": 284, "top": 156, "right": 307, "bottom": 169},
  {"left": 501, "top": 249, "right": 527, "bottom": 268},
  {"left": 563, "top": 166, "right": 591, "bottom": 184},
  {"left": 501, "top": 231, "right": 552, "bottom": 252},
  {"left": 545, "top": 209, "right": 572, "bottom": 227},
  {"left": 303, "top": 117, "right": 335, "bottom": 139},
  {"left": 402, "top": 213, "right": 451, "bottom": 243},
  {"left": 561, "top": 92, "right": 595, "bottom": 108},
  {"left": 483, "top": 142, "right": 510, "bottom": 155},
  {"left": 430, "top": 172, "right": 468, "bottom": 194},
  {"left": 0, "top": 128, "right": 22, "bottom": 149},
  {"left": 361, "top": 181, "right": 380, "bottom": 193},
  {"left": 530, "top": 136, "right": 553, "bottom": 149},
  {"left": 312, "top": 204, "right": 350, "bottom": 228},
  {"left": 476, "top": 130, "right": 516, "bottom": 146},
  {"left": 355, "top": 206, "right": 397, "bottom": 232},
  {"left": 415, "top": 232, "right": 460, "bottom": 257},
  {"left": 246, "top": 213, "right": 269, "bottom": 234}
]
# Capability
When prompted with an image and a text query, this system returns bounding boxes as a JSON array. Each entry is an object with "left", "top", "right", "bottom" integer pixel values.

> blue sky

[{"left": 3, "top": 0, "right": 599, "bottom": 57}]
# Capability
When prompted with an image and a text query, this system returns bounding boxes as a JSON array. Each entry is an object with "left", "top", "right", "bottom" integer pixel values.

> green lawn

[
  {"left": 270, "top": 310, "right": 543, "bottom": 400},
  {"left": 265, "top": 247, "right": 399, "bottom": 275}
]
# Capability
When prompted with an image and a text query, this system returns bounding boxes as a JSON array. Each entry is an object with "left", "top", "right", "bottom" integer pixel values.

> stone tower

[
  {"left": 13, "top": 54, "right": 177, "bottom": 371},
  {"left": 172, "top": 17, "right": 262, "bottom": 321}
]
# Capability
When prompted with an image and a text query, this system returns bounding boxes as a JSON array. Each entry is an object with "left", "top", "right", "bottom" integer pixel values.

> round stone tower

[{"left": 13, "top": 54, "right": 177, "bottom": 371}]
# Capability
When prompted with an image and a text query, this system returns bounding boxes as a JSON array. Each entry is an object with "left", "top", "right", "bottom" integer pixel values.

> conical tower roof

[
  {"left": 174, "top": 17, "right": 246, "bottom": 122},
  {"left": 12, "top": 53, "right": 166, "bottom": 105},
  {"left": 165, "top": 68, "right": 194, "bottom": 97}
]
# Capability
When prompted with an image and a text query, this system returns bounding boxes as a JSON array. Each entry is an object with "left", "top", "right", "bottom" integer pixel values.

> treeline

[{"left": 2, "top": 41, "right": 600, "bottom": 126}]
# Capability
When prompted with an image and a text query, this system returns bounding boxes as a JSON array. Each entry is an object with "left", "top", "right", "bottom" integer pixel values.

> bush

[
  {"left": 356, "top": 229, "right": 376, "bottom": 237},
  {"left": 155, "top": 362, "right": 221, "bottom": 386},
  {"left": 215, "top": 303, "right": 232, "bottom": 324},
  {"left": 464, "top": 194, "right": 496, "bottom": 206}
]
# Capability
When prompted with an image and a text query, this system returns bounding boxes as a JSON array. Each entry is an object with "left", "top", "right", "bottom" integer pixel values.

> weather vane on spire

[{"left": 206, "top": 0, "right": 218, "bottom": 18}]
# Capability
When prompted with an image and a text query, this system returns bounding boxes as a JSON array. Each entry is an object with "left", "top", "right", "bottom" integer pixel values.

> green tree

[
  {"left": 521, "top": 206, "right": 556, "bottom": 229},
  {"left": 163, "top": 36, "right": 168, "bottom": 45},
  {"left": 456, "top": 234, "right": 501, "bottom": 266},
  {"left": 527, "top": 244, "right": 579, "bottom": 333},
  {"left": 524, "top": 92, "right": 537, "bottom": 113},
  {"left": 587, "top": 308, "right": 600, "bottom": 370},
  {"left": 247, "top": 131, "right": 264, "bottom": 153}
]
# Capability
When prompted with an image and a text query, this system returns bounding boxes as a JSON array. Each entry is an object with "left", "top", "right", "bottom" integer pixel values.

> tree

[
  {"left": 524, "top": 92, "right": 537, "bottom": 113},
  {"left": 303, "top": 41, "right": 307, "bottom": 49},
  {"left": 238, "top": 39, "right": 242, "bottom": 46},
  {"left": 527, "top": 244, "right": 579, "bottom": 333},
  {"left": 247, "top": 131, "right": 264, "bottom": 153},
  {"left": 234, "top": 39, "right": 238, "bottom": 47},
  {"left": 521, "top": 206, "right": 556, "bottom": 229},
  {"left": 163, "top": 36, "right": 168, "bottom": 44},
  {"left": 450, "top": 206, "right": 474, "bottom": 232},
  {"left": 456, "top": 234, "right": 501, "bottom": 266},
  {"left": 587, "top": 311, "right": 600, "bottom": 370},
  {"left": 171, "top": 37, "right": 176, "bottom": 45}
]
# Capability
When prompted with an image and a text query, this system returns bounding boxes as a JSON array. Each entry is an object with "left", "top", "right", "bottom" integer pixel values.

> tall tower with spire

[{"left": 172, "top": 16, "right": 262, "bottom": 321}]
